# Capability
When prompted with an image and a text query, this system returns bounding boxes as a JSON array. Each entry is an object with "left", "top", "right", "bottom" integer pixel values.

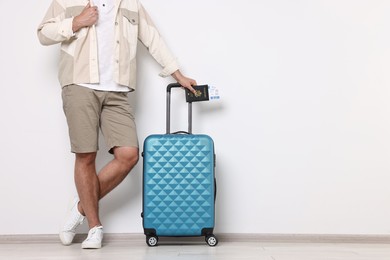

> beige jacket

[{"left": 37, "top": 0, "right": 179, "bottom": 90}]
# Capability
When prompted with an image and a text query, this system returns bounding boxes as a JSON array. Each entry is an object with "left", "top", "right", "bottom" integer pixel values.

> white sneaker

[
  {"left": 82, "top": 226, "right": 104, "bottom": 249},
  {"left": 59, "top": 197, "right": 85, "bottom": 246}
]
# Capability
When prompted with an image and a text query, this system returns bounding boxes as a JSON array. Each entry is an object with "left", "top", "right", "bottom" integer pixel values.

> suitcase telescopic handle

[{"left": 166, "top": 83, "right": 192, "bottom": 134}]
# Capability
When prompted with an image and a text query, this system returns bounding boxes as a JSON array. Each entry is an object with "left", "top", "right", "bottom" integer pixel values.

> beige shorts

[{"left": 62, "top": 84, "right": 138, "bottom": 154}]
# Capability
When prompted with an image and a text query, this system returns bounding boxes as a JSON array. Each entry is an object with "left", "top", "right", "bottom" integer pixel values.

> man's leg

[
  {"left": 60, "top": 85, "right": 103, "bottom": 246},
  {"left": 98, "top": 146, "right": 139, "bottom": 198},
  {"left": 72, "top": 147, "right": 137, "bottom": 249},
  {"left": 77, "top": 147, "right": 139, "bottom": 218},
  {"left": 74, "top": 152, "right": 101, "bottom": 229}
]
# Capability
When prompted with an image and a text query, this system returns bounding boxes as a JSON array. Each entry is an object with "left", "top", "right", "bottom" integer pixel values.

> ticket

[{"left": 208, "top": 85, "right": 220, "bottom": 101}]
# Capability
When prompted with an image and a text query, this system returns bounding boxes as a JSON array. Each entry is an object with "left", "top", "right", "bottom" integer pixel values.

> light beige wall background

[{"left": 1, "top": 0, "right": 390, "bottom": 235}]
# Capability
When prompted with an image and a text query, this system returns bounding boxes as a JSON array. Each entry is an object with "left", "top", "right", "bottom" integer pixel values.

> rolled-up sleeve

[{"left": 37, "top": 0, "right": 75, "bottom": 46}]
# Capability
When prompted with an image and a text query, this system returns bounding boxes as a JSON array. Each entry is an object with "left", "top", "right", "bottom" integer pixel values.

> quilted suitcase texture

[{"left": 142, "top": 84, "right": 218, "bottom": 247}]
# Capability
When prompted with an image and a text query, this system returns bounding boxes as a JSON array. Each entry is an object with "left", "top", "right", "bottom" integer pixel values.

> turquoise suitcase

[{"left": 141, "top": 83, "right": 218, "bottom": 247}]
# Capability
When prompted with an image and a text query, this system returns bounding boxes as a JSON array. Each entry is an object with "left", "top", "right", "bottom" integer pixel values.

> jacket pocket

[
  {"left": 120, "top": 8, "right": 138, "bottom": 59},
  {"left": 121, "top": 8, "right": 139, "bottom": 25}
]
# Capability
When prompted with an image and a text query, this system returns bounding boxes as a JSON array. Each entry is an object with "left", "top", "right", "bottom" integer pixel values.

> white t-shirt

[{"left": 80, "top": 0, "right": 129, "bottom": 92}]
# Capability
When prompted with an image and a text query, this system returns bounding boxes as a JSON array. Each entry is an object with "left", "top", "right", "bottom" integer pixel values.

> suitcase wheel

[
  {"left": 205, "top": 235, "right": 218, "bottom": 247},
  {"left": 146, "top": 236, "right": 158, "bottom": 247}
]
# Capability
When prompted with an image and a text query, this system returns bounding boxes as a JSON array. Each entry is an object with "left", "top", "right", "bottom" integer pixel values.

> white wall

[{"left": 1, "top": 0, "right": 390, "bottom": 235}]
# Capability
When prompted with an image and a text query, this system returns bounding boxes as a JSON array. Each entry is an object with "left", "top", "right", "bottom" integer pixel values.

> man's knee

[
  {"left": 114, "top": 147, "right": 139, "bottom": 171},
  {"left": 75, "top": 152, "right": 97, "bottom": 166}
]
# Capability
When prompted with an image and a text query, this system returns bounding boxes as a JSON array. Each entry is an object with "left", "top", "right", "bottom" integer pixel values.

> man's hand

[
  {"left": 172, "top": 70, "right": 197, "bottom": 94},
  {"left": 72, "top": 2, "right": 99, "bottom": 33}
]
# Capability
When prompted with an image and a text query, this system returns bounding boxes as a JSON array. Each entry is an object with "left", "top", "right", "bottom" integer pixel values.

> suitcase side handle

[{"left": 166, "top": 83, "right": 192, "bottom": 134}]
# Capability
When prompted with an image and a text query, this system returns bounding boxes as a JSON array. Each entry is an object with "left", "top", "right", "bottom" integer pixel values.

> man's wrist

[
  {"left": 72, "top": 17, "right": 83, "bottom": 33},
  {"left": 171, "top": 70, "right": 183, "bottom": 82}
]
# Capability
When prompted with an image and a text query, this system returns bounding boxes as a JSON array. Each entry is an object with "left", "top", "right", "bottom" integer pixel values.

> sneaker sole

[{"left": 81, "top": 242, "right": 102, "bottom": 249}]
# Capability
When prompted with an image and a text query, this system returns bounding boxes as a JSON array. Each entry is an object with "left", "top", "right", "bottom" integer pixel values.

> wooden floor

[{"left": 2, "top": 238, "right": 390, "bottom": 260}]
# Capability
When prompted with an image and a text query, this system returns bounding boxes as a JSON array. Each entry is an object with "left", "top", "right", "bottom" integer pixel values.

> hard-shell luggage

[{"left": 141, "top": 83, "right": 218, "bottom": 247}]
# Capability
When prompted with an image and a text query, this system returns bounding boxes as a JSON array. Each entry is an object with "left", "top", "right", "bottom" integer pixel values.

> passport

[{"left": 185, "top": 85, "right": 210, "bottom": 103}]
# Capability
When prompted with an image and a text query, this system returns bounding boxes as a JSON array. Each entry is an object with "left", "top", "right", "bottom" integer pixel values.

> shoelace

[{"left": 85, "top": 227, "right": 103, "bottom": 241}]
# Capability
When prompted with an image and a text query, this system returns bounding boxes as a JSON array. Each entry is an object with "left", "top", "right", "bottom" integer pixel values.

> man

[{"left": 38, "top": 0, "right": 196, "bottom": 249}]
